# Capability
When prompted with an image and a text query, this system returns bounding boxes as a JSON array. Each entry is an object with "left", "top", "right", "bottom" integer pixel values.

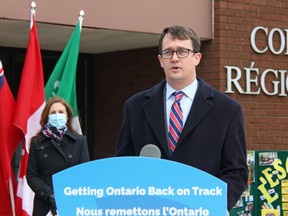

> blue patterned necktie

[{"left": 168, "top": 91, "right": 185, "bottom": 152}]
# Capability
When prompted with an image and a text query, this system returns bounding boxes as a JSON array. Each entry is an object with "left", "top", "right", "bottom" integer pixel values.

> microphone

[{"left": 139, "top": 144, "right": 161, "bottom": 158}]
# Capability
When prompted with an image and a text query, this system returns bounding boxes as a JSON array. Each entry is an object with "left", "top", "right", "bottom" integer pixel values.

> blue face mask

[{"left": 48, "top": 113, "right": 67, "bottom": 129}]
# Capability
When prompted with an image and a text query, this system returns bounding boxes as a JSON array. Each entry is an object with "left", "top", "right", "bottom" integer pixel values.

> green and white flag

[{"left": 45, "top": 14, "right": 83, "bottom": 134}]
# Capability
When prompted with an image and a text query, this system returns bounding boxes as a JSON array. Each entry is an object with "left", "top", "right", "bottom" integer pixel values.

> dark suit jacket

[
  {"left": 27, "top": 129, "right": 89, "bottom": 215},
  {"left": 115, "top": 78, "right": 248, "bottom": 210}
]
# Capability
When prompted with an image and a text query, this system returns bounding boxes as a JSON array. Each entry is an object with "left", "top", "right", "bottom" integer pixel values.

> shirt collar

[{"left": 166, "top": 79, "right": 198, "bottom": 100}]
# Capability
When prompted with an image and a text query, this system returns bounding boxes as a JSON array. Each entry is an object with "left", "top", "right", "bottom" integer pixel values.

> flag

[
  {"left": 14, "top": 6, "right": 45, "bottom": 216},
  {"left": 0, "top": 61, "right": 22, "bottom": 216},
  {"left": 45, "top": 14, "right": 83, "bottom": 134}
]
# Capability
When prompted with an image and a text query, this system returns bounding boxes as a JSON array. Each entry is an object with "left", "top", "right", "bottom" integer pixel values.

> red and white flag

[
  {"left": 14, "top": 4, "right": 45, "bottom": 216},
  {"left": 0, "top": 61, "right": 22, "bottom": 216}
]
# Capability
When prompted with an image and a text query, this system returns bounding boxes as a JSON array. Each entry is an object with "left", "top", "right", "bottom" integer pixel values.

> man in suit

[{"left": 115, "top": 25, "right": 248, "bottom": 211}]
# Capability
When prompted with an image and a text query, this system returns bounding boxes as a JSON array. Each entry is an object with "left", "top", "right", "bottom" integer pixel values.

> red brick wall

[{"left": 198, "top": 0, "right": 288, "bottom": 150}]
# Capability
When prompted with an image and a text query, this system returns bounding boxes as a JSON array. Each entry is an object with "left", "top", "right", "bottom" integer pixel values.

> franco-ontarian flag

[{"left": 45, "top": 14, "right": 83, "bottom": 134}]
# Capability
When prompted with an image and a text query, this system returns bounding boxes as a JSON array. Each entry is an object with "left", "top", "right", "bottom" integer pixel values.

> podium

[{"left": 53, "top": 157, "right": 227, "bottom": 215}]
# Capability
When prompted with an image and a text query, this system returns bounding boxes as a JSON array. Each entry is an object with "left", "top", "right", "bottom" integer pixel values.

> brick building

[{"left": 206, "top": 0, "right": 288, "bottom": 151}]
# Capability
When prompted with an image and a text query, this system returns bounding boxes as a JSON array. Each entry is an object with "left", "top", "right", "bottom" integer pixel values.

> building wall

[
  {"left": 199, "top": 0, "right": 288, "bottom": 150},
  {"left": 92, "top": 47, "right": 164, "bottom": 158},
  {"left": 0, "top": 0, "right": 212, "bottom": 37}
]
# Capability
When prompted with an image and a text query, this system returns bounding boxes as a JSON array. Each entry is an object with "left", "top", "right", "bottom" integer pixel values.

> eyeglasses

[{"left": 160, "top": 48, "right": 195, "bottom": 59}]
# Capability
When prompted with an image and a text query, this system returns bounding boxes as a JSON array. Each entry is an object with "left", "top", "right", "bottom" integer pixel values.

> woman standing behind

[{"left": 26, "top": 96, "right": 89, "bottom": 216}]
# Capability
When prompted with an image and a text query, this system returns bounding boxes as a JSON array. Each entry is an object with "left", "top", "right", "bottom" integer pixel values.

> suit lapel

[
  {"left": 179, "top": 78, "right": 214, "bottom": 143},
  {"left": 142, "top": 80, "right": 170, "bottom": 157},
  {"left": 140, "top": 78, "right": 215, "bottom": 155}
]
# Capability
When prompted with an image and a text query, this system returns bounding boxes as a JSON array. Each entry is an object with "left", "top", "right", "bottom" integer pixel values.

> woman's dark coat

[{"left": 27, "top": 129, "right": 89, "bottom": 215}]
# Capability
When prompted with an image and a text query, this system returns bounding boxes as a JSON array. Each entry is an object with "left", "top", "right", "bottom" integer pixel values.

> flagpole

[
  {"left": 79, "top": 10, "right": 84, "bottom": 31},
  {"left": 31, "top": 1, "right": 36, "bottom": 28},
  {"left": 9, "top": 177, "right": 16, "bottom": 216}
]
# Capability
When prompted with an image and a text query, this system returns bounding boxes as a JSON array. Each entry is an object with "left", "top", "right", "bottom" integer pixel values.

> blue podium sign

[{"left": 53, "top": 157, "right": 227, "bottom": 215}]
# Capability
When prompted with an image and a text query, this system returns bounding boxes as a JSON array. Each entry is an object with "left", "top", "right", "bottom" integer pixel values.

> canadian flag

[{"left": 13, "top": 4, "right": 45, "bottom": 216}]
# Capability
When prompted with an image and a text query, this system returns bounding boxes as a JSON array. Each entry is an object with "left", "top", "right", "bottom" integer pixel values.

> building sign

[{"left": 225, "top": 26, "right": 288, "bottom": 96}]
